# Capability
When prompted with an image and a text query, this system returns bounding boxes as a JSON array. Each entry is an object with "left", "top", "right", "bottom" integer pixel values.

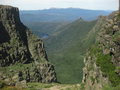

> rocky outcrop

[
  {"left": 82, "top": 12, "right": 120, "bottom": 90},
  {"left": 78, "top": 16, "right": 83, "bottom": 22},
  {"left": 0, "top": 5, "right": 57, "bottom": 86},
  {"left": 82, "top": 56, "right": 109, "bottom": 90}
]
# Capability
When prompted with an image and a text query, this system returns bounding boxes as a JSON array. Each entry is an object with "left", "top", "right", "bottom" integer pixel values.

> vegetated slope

[
  {"left": 24, "top": 22, "right": 69, "bottom": 38},
  {"left": 0, "top": 5, "right": 57, "bottom": 89},
  {"left": 83, "top": 15, "right": 107, "bottom": 48},
  {"left": 20, "top": 8, "right": 111, "bottom": 22},
  {"left": 45, "top": 19, "right": 96, "bottom": 52},
  {"left": 44, "top": 17, "right": 106, "bottom": 84},
  {"left": 82, "top": 12, "right": 120, "bottom": 90}
]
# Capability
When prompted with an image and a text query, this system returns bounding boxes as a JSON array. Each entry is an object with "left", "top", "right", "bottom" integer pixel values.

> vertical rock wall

[{"left": 0, "top": 5, "right": 57, "bottom": 85}]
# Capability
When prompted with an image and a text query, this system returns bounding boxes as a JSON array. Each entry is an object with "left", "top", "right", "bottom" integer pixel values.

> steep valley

[
  {"left": 25, "top": 16, "right": 107, "bottom": 84},
  {"left": 43, "top": 17, "right": 107, "bottom": 84}
]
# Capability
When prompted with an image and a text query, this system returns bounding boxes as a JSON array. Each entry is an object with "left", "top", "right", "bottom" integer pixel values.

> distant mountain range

[{"left": 20, "top": 8, "right": 112, "bottom": 22}]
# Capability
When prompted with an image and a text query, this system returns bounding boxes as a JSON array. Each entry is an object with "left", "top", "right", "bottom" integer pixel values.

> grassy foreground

[{"left": 1, "top": 83, "right": 81, "bottom": 90}]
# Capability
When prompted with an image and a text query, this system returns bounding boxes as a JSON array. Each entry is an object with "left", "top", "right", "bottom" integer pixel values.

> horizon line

[
  {"left": 19, "top": 7, "right": 115, "bottom": 11},
  {"left": 0, "top": 4, "right": 117, "bottom": 11}
]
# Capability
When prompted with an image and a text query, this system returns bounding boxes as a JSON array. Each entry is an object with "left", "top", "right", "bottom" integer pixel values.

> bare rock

[
  {"left": 15, "top": 80, "right": 26, "bottom": 88},
  {"left": 0, "top": 5, "right": 57, "bottom": 87}
]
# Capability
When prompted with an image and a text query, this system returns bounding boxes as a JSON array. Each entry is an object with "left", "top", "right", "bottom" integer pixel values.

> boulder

[
  {"left": 113, "top": 25, "right": 119, "bottom": 31},
  {"left": 15, "top": 80, "right": 26, "bottom": 88}
]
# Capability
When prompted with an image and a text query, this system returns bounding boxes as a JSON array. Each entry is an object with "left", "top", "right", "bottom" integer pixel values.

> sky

[{"left": 0, "top": 0, "right": 119, "bottom": 10}]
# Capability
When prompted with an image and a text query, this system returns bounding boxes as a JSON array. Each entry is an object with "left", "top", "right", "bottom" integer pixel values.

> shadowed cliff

[{"left": 0, "top": 5, "right": 57, "bottom": 87}]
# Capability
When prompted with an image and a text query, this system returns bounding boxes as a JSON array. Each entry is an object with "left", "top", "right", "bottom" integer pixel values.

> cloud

[
  {"left": 0, "top": 0, "right": 13, "bottom": 4},
  {"left": 0, "top": 0, "right": 119, "bottom": 10}
]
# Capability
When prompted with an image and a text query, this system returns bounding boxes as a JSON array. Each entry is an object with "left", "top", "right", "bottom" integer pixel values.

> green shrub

[
  {"left": 112, "top": 31, "right": 120, "bottom": 42},
  {"left": 96, "top": 54, "right": 114, "bottom": 72},
  {"left": 116, "top": 66, "right": 120, "bottom": 70},
  {"left": 10, "top": 38, "right": 18, "bottom": 46},
  {"left": 88, "top": 63, "right": 94, "bottom": 71},
  {"left": 108, "top": 71, "right": 120, "bottom": 86},
  {"left": 96, "top": 53, "right": 120, "bottom": 86},
  {"left": 96, "top": 78, "right": 100, "bottom": 83},
  {"left": 90, "top": 41, "right": 120, "bottom": 86},
  {"left": 90, "top": 76, "right": 95, "bottom": 84},
  {"left": 117, "top": 13, "right": 120, "bottom": 21},
  {"left": 0, "top": 80, "right": 7, "bottom": 89},
  {"left": 103, "top": 84, "right": 120, "bottom": 90},
  {"left": 80, "top": 83, "right": 85, "bottom": 90},
  {"left": 103, "top": 84, "right": 113, "bottom": 90},
  {"left": 90, "top": 42, "right": 102, "bottom": 55},
  {"left": 106, "top": 26, "right": 113, "bottom": 34}
]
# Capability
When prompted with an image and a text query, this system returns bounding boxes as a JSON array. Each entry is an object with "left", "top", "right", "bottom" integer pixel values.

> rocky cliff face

[
  {"left": 0, "top": 5, "right": 57, "bottom": 86},
  {"left": 82, "top": 12, "right": 120, "bottom": 90}
]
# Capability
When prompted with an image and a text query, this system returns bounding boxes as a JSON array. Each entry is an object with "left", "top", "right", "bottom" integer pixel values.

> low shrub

[{"left": 90, "top": 42, "right": 120, "bottom": 86}]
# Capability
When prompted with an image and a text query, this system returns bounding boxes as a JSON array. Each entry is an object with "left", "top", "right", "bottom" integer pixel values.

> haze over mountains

[
  {"left": 20, "top": 8, "right": 112, "bottom": 40},
  {"left": 20, "top": 8, "right": 112, "bottom": 23}
]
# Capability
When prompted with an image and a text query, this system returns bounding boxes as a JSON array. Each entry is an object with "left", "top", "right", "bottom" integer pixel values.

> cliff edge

[
  {"left": 0, "top": 5, "right": 57, "bottom": 87},
  {"left": 82, "top": 12, "right": 120, "bottom": 90}
]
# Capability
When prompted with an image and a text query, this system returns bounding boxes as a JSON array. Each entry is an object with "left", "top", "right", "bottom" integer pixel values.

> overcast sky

[{"left": 0, "top": 0, "right": 119, "bottom": 10}]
